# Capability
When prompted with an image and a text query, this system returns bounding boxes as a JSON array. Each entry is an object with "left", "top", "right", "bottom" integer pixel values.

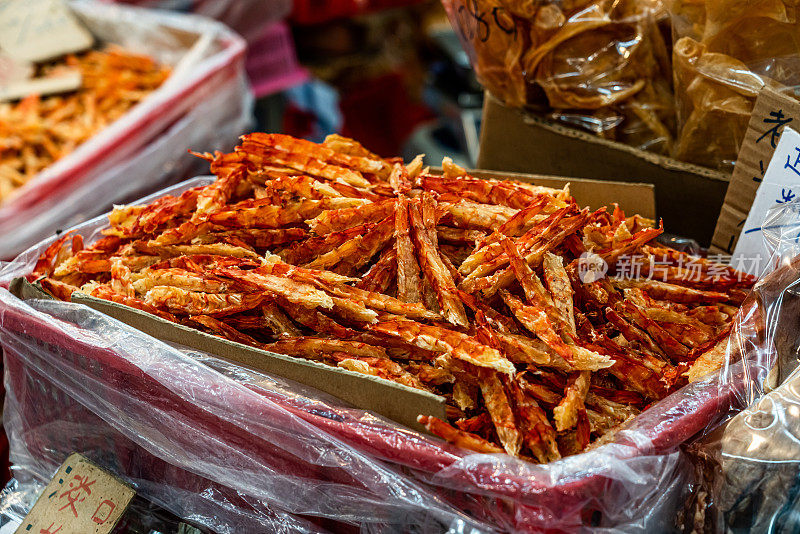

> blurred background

[{"left": 251, "top": 0, "right": 483, "bottom": 168}]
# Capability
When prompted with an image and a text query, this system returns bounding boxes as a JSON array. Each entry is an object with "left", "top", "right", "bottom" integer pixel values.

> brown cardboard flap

[
  {"left": 464, "top": 168, "right": 656, "bottom": 221},
  {"left": 67, "top": 291, "right": 445, "bottom": 433},
  {"left": 477, "top": 92, "right": 729, "bottom": 245},
  {"left": 711, "top": 87, "right": 800, "bottom": 253},
  {"left": 0, "top": 0, "right": 94, "bottom": 63},
  {"left": 17, "top": 453, "right": 135, "bottom": 534},
  {"left": 9, "top": 277, "right": 56, "bottom": 301}
]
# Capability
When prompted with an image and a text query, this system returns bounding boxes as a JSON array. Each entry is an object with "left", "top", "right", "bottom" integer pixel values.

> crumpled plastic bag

[
  {"left": 669, "top": 0, "right": 800, "bottom": 171},
  {"left": 0, "top": 179, "right": 795, "bottom": 533},
  {"left": 678, "top": 199, "right": 800, "bottom": 532},
  {"left": 442, "top": 0, "right": 675, "bottom": 154}
]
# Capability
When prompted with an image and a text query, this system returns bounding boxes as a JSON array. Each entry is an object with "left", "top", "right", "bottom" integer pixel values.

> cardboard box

[
  {"left": 12, "top": 170, "right": 655, "bottom": 433},
  {"left": 477, "top": 92, "right": 730, "bottom": 246}
]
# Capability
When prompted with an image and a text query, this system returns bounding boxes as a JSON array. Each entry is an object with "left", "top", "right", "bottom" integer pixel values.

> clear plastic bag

[
  {"left": 668, "top": 0, "right": 800, "bottom": 172},
  {"left": 441, "top": 0, "right": 676, "bottom": 154},
  {"left": 0, "top": 0, "right": 253, "bottom": 259},
  {"left": 676, "top": 199, "right": 800, "bottom": 532},
  {"left": 0, "top": 180, "right": 792, "bottom": 532}
]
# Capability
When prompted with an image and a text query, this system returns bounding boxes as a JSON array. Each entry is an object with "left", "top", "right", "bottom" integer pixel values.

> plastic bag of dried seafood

[
  {"left": 676, "top": 199, "right": 800, "bottom": 533},
  {"left": 668, "top": 0, "right": 800, "bottom": 172},
  {"left": 0, "top": 0, "right": 252, "bottom": 259},
  {"left": 0, "top": 179, "right": 790, "bottom": 533},
  {"left": 441, "top": 0, "right": 676, "bottom": 154}
]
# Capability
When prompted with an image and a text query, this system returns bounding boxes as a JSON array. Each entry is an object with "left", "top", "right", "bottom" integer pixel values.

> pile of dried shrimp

[
  {"left": 0, "top": 46, "right": 170, "bottom": 201},
  {"left": 30, "top": 133, "right": 754, "bottom": 461}
]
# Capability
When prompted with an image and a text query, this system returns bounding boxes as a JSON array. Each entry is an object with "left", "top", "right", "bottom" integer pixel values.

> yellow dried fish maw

[
  {"left": 456, "top": 0, "right": 527, "bottom": 107},
  {"left": 671, "top": 37, "right": 767, "bottom": 170}
]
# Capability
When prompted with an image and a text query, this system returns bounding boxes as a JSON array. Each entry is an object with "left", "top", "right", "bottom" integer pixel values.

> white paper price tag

[{"left": 733, "top": 127, "right": 800, "bottom": 274}]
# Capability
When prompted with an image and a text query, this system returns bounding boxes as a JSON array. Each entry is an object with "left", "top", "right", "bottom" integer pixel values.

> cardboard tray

[
  {"left": 477, "top": 92, "right": 730, "bottom": 246},
  {"left": 0, "top": 167, "right": 771, "bottom": 530}
]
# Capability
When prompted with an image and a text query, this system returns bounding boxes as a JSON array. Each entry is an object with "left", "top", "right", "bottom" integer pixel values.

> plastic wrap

[
  {"left": 675, "top": 199, "right": 800, "bottom": 532},
  {"left": 441, "top": 0, "right": 675, "bottom": 154},
  {"left": 0, "top": 180, "right": 793, "bottom": 532},
  {"left": 669, "top": 0, "right": 800, "bottom": 172},
  {"left": 0, "top": 0, "right": 252, "bottom": 259}
]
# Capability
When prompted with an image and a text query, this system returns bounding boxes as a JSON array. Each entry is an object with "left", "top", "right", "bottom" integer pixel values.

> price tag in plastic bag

[
  {"left": 0, "top": 0, "right": 93, "bottom": 63},
  {"left": 15, "top": 453, "right": 135, "bottom": 534},
  {"left": 733, "top": 127, "right": 800, "bottom": 274}
]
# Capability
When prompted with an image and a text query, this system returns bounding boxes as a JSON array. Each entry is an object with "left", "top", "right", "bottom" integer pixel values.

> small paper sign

[
  {"left": 732, "top": 127, "right": 800, "bottom": 274},
  {"left": 16, "top": 453, "right": 135, "bottom": 534},
  {"left": 712, "top": 87, "right": 800, "bottom": 254},
  {"left": 0, "top": 0, "right": 93, "bottom": 63}
]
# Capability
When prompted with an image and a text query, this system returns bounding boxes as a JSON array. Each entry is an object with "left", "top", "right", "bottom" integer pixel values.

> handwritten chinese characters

[
  {"left": 733, "top": 127, "right": 800, "bottom": 274},
  {"left": 711, "top": 87, "right": 800, "bottom": 256},
  {"left": 16, "top": 453, "right": 135, "bottom": 534}
]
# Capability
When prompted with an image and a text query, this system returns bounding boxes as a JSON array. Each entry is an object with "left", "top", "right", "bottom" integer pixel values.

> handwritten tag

[
  {"left": 0, "top": 0, "right": 93, "bottom": 63},
  {"left": 732, "top": 127, "right": 800, "bottom": 274},
  {"left": 711, "top": 87, "right": 800, "bottom": 254},
  {"left": 16, "top": 453, "right": 135, "bottom": 534}
]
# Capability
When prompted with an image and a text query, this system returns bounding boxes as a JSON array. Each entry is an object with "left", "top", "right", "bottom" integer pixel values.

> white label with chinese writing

[
  {"left": 733, "top": 127, "right": 800, "bottom": 275},
  {"left": 16, "top": 453, "right": 135, "bottom": 534},
  {"left": 0, "top": 0, "right": 93, "bottom": 63}
]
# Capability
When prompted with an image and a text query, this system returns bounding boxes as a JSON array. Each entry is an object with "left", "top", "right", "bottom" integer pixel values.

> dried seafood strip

[{"left": 32, "top": 132, "right": 752, "bottom": 461}]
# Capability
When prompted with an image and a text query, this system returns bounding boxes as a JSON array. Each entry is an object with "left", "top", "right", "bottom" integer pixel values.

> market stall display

[
  {"left": 0, "top": 0, "right": 252, "bottom": 259},
  {"left": 25, "top": 133, "right": 753, "bottom": 461},
  {"left": 0, "top": 47, "right": 170, "bottom": 201},
  {"left": 1, "top": 0, "right": 799, "bottom": 531}
]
